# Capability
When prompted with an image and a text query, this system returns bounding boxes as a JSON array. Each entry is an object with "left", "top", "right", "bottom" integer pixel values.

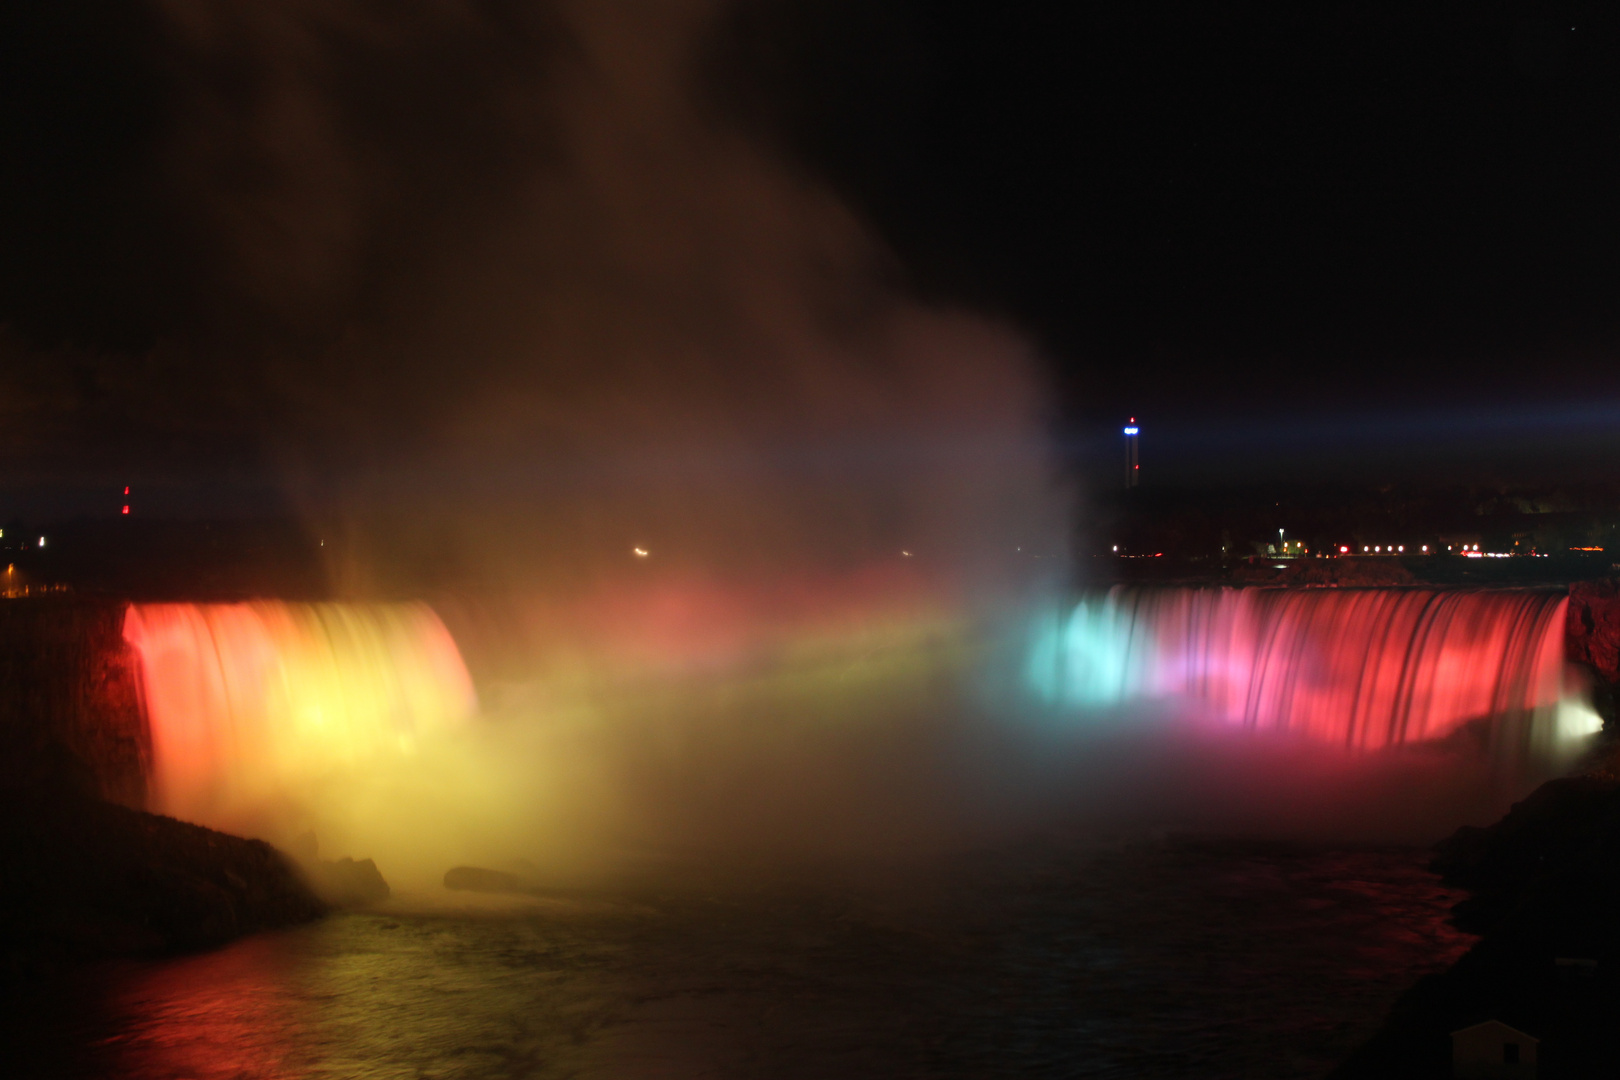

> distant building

[{"left": 1452, "top": 1019, "right": 1538, "bottom": 1078}]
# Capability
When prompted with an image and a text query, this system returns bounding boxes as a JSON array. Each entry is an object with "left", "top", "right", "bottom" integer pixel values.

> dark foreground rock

[
  {"left": 0, "top": 791, "right": 325, "bottom": 975},
  {"left": 1331, "top": 774, "right": 1620, "bottom": 1078}
]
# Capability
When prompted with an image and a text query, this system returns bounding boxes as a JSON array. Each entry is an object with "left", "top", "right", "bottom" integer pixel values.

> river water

[{"left": 8, "top": 837, "right": 1472, "bottom": 1080}]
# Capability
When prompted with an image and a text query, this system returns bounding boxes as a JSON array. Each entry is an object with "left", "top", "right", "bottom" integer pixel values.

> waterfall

[
  {"left": 1029, "top": 587, "right": 1601, "bottom": 759},
  {"left": 123, "top": 602, "right": 477, "bottom": 831}
]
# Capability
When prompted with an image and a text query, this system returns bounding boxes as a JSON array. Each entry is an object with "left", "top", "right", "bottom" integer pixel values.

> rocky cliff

[
  {"left": 0, "top": 596, "right": 325, "bottom": 972},
  {"left": 0, "top": 597, "right": 149, "bottom": 807}
]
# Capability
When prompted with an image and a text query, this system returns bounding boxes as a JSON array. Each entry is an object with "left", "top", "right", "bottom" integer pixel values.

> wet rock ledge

[
  {"left": 0, "top": 597, "right": 326, "bottom": 975},
  {"left": 0, "top": 790, "right": 325, "bottom": 974},
  {"left": 1330, "top": 771, "right": 1620, "bottom": 1078}
]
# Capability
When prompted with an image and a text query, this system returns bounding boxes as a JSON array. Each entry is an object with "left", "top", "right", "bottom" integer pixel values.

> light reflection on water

[{"left": 9, "top": 842, "right": 1472, "bottom": 1080}]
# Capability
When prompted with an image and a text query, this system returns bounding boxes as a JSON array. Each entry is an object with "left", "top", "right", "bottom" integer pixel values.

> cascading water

[
  {"left": 116, "top": 585, "right": 1605, "bottom": 883},
  {"left": 1029, "top": 586, "right": 1602, "bottom": 760},
  {"left": 123, "top": 602, "right": 477, "bottom": 836}
]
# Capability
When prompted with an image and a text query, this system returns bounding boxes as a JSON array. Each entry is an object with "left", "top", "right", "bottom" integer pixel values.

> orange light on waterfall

[{"left": 123, "top": 602, "right": 478, "bottom": 829}]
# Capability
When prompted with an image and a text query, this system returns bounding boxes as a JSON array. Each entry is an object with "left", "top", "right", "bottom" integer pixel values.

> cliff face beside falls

[
  {"left": 0, "top": 598, "right": 151, "bottom": 807},
  {"left": 1330, "top": 773, "right": 1620, "bottom": 1078},
  {"left": 0, "top": 597, "right": 323, "bottom": 973},
  {"left": 1567, "top": 579, "right": 1620, "bottom": 687}
]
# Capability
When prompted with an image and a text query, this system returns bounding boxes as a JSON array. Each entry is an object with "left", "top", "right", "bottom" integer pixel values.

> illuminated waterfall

[
  {"left": 1030, "top": 587, "right": 1601, "bottom": 757},
  {"left": 123, "top": 602, "right": 477, "bottom": 831}
]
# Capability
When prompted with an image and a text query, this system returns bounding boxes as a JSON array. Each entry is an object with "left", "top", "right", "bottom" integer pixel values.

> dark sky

[
  {"left": 3, "top": 1, "right": 1620, "bottom": 515},
  {"left": 712, "top": 1, "right": 1620, "bottom": 485}
]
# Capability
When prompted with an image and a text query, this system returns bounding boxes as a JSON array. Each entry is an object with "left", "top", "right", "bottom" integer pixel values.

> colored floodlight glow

[{"left": 1034, "top": 587, "right": 1588, "bottom": 753}]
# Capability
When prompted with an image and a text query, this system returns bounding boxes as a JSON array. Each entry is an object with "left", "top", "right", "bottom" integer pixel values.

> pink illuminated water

[{"left": 1035, "top": 587, "right": 1596, "bottom": 757}]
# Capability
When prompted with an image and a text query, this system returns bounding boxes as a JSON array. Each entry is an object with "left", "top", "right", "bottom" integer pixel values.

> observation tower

[{"left": 1124, "top": 418, "right": 1140, "bottom": 488}]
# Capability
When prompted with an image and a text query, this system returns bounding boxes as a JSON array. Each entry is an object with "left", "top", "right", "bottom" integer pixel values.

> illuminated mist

[{"left": 94, "top": 2, "right": 1600, "bottom": 893}]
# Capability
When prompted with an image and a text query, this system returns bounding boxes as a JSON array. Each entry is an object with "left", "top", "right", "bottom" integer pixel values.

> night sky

[
  {"left": 4, "top": 1, "right": 1620, "bottom": 521},
  {"left": 713, "top": 1, "right": 1620, "bottom": 484}
]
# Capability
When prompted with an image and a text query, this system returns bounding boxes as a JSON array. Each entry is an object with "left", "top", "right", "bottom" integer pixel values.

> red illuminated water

[{"left": 1036, "top": 587, "right": 1595, "bottom": 759}]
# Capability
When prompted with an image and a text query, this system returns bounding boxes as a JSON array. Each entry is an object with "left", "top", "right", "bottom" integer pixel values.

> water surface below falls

[{"left": 7, "top": 839, "right": 1472, "bottom": 1079}]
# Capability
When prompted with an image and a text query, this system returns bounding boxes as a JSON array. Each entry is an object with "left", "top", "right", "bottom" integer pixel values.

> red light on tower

[
  {"left": 122, "top": 484, "right": 130, "bottom": 516},
  {"left": 122, "top": 505, "right": 129, "bottom": 515}
]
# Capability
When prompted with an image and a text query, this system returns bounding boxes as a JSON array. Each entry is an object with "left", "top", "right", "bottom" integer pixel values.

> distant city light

[
  {"left": 1339, "top": 545, "right": 1349, "bottom": 553},
  {"left": 633, "top": 547, "right": 649, "bottom": 558},
  {"left": 901, "top": 550, "right": 913, "bottom": 558},
  {"left": 1422, "top": 545, "right": 1428, "bottom": 552},
  {"left": 1398, "top": 545, "right": 1404, "bottom": 552},
  {"left": 37, "top": 537, "right": 45, "bottom": 548},
  {"left": 1123, "top": 426, "right": 1139, "bottom": 436},
  {"left": 1112, "top": 545, "right": 1119, "bottom": 552}
]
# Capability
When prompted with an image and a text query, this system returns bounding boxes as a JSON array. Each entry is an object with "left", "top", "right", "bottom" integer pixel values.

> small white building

[{"left": 1452, "top": 1019, "right": 1538, "bottom": 1078}]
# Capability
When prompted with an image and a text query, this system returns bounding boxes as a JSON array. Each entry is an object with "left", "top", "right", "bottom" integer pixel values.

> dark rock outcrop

[
  {"left": 304, "top": 856, "right": 391, "bottom": 907},
  {"left": 444, "top": 865, "right": 527, "bottom": 894},
  {"left": 1331, "top": 774, "right": 1620, "bottom": 1078},
  {"left": 0, "top": 792, "right": 325, "bottom": 974},
  {"left": 1567, "top": 580, "right": 1620, "bottom": 686},
  {"left": 0, "top": 598, "right": 150, "bottom": 808}
]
